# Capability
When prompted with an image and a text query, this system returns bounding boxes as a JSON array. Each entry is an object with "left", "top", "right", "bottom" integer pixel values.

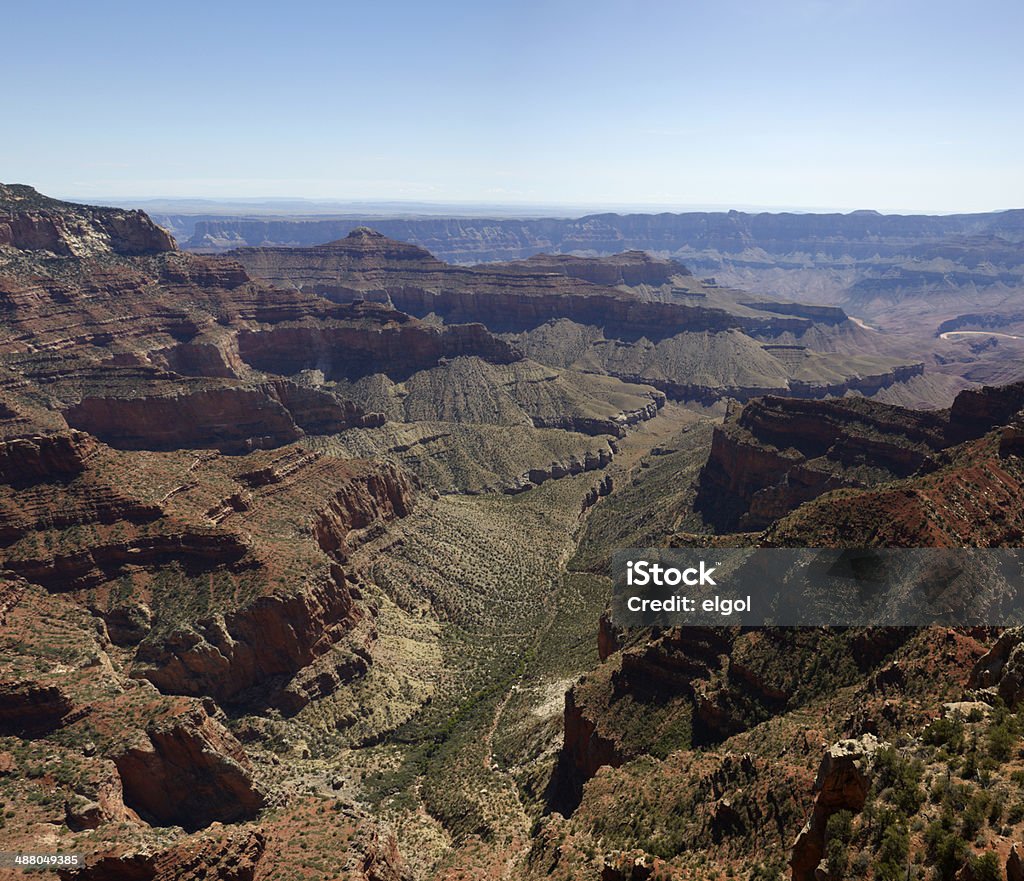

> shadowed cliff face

[
  {"left": 63, "top": 382, "right": 387, "bottom": 453},
  {"left": 236, "top": 314, "right": 520, "bottom": 381},
  {"left": 695, "top": 396, "right": 950, "bottom": 530},
  {"left": 696, "top": 381, "right": 1024, "bottom": 535},
  {"left": 111, "top": 703, "right": 266, "bottom": 829}
]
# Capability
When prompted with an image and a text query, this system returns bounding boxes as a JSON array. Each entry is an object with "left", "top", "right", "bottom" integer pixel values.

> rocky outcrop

[
  {"left": 4, "top": 529, "right": 249, "bottom": 591},
  {"left": 505, "top": 443, "right": 614, "bottom": 494},
  {"left": 1008, "top": 844, "right": 1024, "bottom": 881},
  {"left": 532, "top": 394, "right": 664, "bottom": 438},
  {"left": 0, "top": 679, "right": 73, "bottom": 735},
  {"left": 597, "top": 612, "right": 624, "bottom": 662},
  {"left": 386, "top": 281, "right": 818, "bottom": 340},
  {"left": 62, "top": 757, "right": 133, "bottom": 832},
  {"left": 696, "top": 396, "right": 949, "bottom": 530},
  {"left": 133, "top": 564, "right": 362, "bottom": 706},
  {"left": 697, "top": 419, "right": 846, "bottom": 530},
  {"left": 0, "top": 430, "right": 97, "bottom": 486},
  {"left": 0, "top": 184, "right": 176, "bottom": 257},
  {"left": 237, "top": 448, "right": 325, "bottom": 486},
  {"left": 562, "top": 686, "right": 627, "bottom": 786},
  {"left": 1002, "top": 416, "right": 1024, "bottom": 457},
  {"left": 228, "top": 227, "right": 450, "bottom": 292},
  {"left": 791, "top": 735, "right": 882, "bottom": 881},
  {"left": 947, "top": 380, "right": 1024, "bottom": 444},
  {"left": 556, "top": 628, "right": 733, "bottom": 810},
  {"left": 582, "top": 473, "right": 614, "bottom": 510},
  {"left": 58, "top": 829, "right": 266, "bottom": 881},
  {"left": 265, "top": 380, "right": 385, "bottom": 434},
  {"left": 64, "top": 388, "right": 302, "bottom": 453},
  {"left": 131, "top": 459, "right": 413, "bottom": 708},
  {"left": 0, "top": 441, "right": 166, "bottom": 552},
  {"left": 112, "top": 703, "right": 265, "bottom": 829},
  {"left": 236, "top": 313, "right": 520, "bottom": 382},
  {"left": 740, "top": 301, "right": 848, "bottom": 324},
  {"left": 149, "top": 339, "right": 240, "bottom": 379},
  {"left": 359, "top": 831, "right": 414, "bottom": 881},
  {"left": 63, "top": 382, "right": 381, "bottom": 453},
  {"left": 763, "top": 401, "right": 1024, "bottom": 548},
  {"left": 101, "top": 602, "right": 155, "bottom": 646},
  {"left": 969, "top": 628, "right": 1024, "bottom": 708},
  {"left": 599, "top": 853, "right": 656, "bottom": 881},
  {"left": 633, "top": 629, "right": 719, "bottom": 685},
  {"left": 786, "top": 364, "right": 925, "bottom": 400},
  {"left": 312, "top": 462, "right": 417, "bottom": 559}
]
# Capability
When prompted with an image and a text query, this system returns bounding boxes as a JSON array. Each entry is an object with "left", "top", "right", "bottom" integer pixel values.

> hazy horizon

[
  {"left": 8, "top": 0, "right": 1024, "bottom": 213},
  {"left": 64, "top": 195, "right": 1022, "bottom": 218}
]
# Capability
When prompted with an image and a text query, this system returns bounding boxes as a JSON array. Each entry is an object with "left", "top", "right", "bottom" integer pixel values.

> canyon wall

[{"left": 185, "top": 208, "right": 1024, "bottom": 263}]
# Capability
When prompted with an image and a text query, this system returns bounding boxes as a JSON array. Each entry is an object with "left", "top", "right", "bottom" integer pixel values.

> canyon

[
  {"left": 163, "top": 206, "right": 1024, "bottom": 404},
  {"left": 2, "top": 185, "right": 1024, "bottom": 881}
]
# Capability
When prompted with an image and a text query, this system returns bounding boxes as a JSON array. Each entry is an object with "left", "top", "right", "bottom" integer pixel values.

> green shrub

[
  {"left": 873, "top": 747, "right": 925, "bottom": 816},
  {"left": 961, "top": 792, "right": 990, "bottom": 839},
  {"left": 969, "top": 852, "right": 1002, "bottom": 881},
  {"left": 987, "top": 718, "right": 1019, "bottom": 762},
  {"left": 826, "top": 810, "right": 854, "bottom": 880},
  {"left": 924, "top": 821, "right": 969, "bottom": 881},
  {"left": 876, "top": 822, "right": 909, "bottom": 881},
  {"left": 924, "top": 718, "right": 965, "bottom": 753},
  {"left": 1008, "top": 799, "right": 1024, "bottom": 824},
  {"left": 749, "top": 862, "right": 783, "bottom": 881}
]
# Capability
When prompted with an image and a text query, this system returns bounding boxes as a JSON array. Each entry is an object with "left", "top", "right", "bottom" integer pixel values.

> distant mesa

[{"left": 228, "top": 224, "right": 926, "bottom": 406}]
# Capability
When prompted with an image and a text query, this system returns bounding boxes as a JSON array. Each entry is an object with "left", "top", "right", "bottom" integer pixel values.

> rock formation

[
  {"left": 63, "top": 382, "right": 386, "bottom": 453},
  {"left": 696, "top": 396, "right": 949, "bottom": 530},
  {"left": 0, "top": 679, "right": 73, "bottom": 735},
  {"left": 112, "top": 703, "right": 265, "bottom": 829},
  {"left": 6, "top": 184, "right": 1024, "bottom": 881},
  {"left": 791, "top": 735, "right": 882, "bottom": 881},
  {"left": 231, "top": 228, "right": 835, "bottom": 339},
  {"left": 1, "top": 183, "right": 176, "bottom": 256},
  {"left": 182, "top": 207, "right": 1024, "bottom": 265},
  {"left": 230, "top": 228, "right": 922, "bottom": 405},
  {"left": 970, "top": 628, "right": 1024, "bottom": 709},
  {"left": 58, "top": 829, "right": 266, "bottom": 881}
]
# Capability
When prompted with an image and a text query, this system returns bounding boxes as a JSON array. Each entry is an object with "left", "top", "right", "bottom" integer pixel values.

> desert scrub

[
  {"left": 871, "top": 746, "right": 925, "bottom": 817},
  {"left": 825, "top": 810, "right": 853, "bottom": 880}
]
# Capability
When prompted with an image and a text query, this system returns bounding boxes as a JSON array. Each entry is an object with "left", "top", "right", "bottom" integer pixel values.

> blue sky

[{"left": 5, "top": 0, "right": 1022, "bottom": 212}]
